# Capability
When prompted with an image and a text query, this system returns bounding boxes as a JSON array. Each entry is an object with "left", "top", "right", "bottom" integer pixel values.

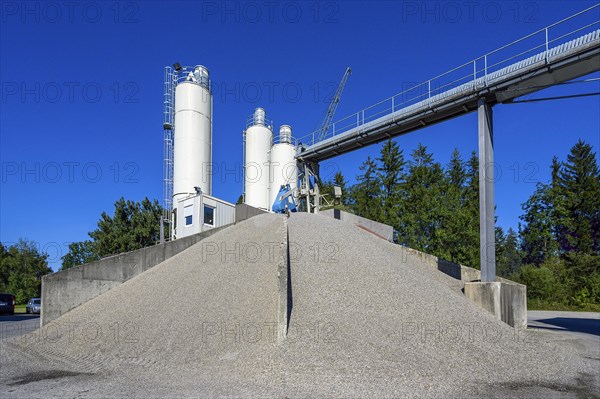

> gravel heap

[{"left": 1, "top": 212, "right": 597, "bottom": 398}]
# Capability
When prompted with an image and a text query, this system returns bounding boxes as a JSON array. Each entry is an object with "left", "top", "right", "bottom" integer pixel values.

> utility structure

[
  {"left": 294, "top": 6, "right": 600, "bottom": 281},
  {"left": 299, "top": 67, "right": 351, "bottom": 212},
  {"left": 242, "top": 109, "right": 298, "bottom": 212},
  {"left": 162, "top": 63, "right": 235, "bottom": 241}
]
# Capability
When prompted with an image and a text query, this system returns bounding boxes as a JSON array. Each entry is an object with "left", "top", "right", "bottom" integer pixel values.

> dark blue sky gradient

[{"left": 1, "top": 1, "right": 599, "bottom": 270}]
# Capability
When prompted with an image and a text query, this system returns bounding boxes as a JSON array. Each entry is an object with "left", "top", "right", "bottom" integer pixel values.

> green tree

[
  {"left": 554, "top": 140, "right": 600, "bottom": 254},
  {"left": 89, "top": 197, "right": 163, "bottom": 257},
  {"left": 397, "top": 144, "right": 445, "bottom": 253},
  {"left": 513, "top": 260, "right": 570, "bottom": 305},
  {"left": 0, "top": 243, "right": 9, "bottom": 290},
  {"left": 564, "top": 253, "right": 600, "bottom": 304},
  {"left": 462, "top": 151, "right": 482, "bottom": 268},
  {"left": 435, "top": 148, "right": 474, "bottom": 265},
  {"left": 447, "top": 148, "right": 467, "bottom": 188},
  {"left": 62, "top": 197, "right": 163, "bottom": 269},
  {"left": 0, "top": 240, "right": 52, "bottom": 303},
  {"left": 376, "top": 139, "right": 405, "bottom": 228},
  {"left": 351, "top": 156, "right": 381, "bottom": 221},
  {"left": 61, "top": 240, "right": 99, "bottom": 270},
  {"left": 516, "top": 140, "right": 600, "bottom": 309},
  {"left": 496, "top": 227, "right": 522, "bottom": 277},
  {"left": 519, "top": 183, "right": 559, "bottom": 265}
]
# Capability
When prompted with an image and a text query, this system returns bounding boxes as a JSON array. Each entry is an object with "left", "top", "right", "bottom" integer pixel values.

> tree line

[
  {"left": 2, "top": 141, "right": 597, "bottom": 309},
  {"left": 321, "top": 139, "right": 600, "bottom": 310},
  {"left": 0, "top": 198, "right": 162, "bottom": 304}
]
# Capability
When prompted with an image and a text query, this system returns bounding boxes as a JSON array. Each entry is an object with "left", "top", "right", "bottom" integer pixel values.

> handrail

[{"left": 296, "top": 4, "right": 600, "bottom": 147}]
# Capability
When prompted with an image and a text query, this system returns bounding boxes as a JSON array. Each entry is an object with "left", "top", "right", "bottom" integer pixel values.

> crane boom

[{"left": 317, "top": 67, "right": 351, "bottom": 142}]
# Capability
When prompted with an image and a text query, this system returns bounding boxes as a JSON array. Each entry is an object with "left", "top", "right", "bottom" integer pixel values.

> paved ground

[
  {"left": 0, "top": 315, "right": 40, "bottom": 341},
  {"left": 527, "top": 311, "right": 600, "bottom": 358},
  {"left": 2, "top": 311, "right": 596, "bottom": 355},
  {"left": 0, "top": 213, "right": 598, "bottom": 398}
]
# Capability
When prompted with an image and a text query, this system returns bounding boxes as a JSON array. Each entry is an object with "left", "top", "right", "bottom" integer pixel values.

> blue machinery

[{"left": 271, "top": 184, "right": 298, "bottom": 214}]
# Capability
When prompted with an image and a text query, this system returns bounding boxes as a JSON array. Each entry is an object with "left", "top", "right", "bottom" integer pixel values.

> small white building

[{"left": 175, "top": 193, "right": 235, "bottom": 238}]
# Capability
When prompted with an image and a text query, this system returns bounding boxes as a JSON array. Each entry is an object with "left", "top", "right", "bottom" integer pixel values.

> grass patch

[{"left": 14, "top": 304, "right": 26, "bottom": 314}]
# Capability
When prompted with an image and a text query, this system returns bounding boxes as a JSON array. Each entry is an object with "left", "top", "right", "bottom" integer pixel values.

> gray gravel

[{"left": 1, "top": 212, "right": 598, "bottom": 398}]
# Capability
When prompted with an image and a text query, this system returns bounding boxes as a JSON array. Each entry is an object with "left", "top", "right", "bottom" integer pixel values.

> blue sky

[{"left": 1, "top": 1, "right": 599, "bottom": 270}]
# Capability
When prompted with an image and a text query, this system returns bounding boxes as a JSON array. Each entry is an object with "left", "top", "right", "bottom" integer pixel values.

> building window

[
  {"left": 185, "top": 215, "right": 193, "bottom": 225},
  {"left": 204, "top": 206, "right": 214, "bottom": 226}
]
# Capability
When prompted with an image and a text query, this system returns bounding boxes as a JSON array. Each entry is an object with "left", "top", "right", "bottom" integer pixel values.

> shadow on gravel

[
  {"left": 531, "top": 317, "right": 600, "bottom": 336},
  {"left": 489, "top": 373, "right": 600, "bottom": 399},
  {"left": 0, "top": 315, "right": 39, "bottom": 323},
  {"left": 7, "top": 370, "right": 93, "bottom": 387}
]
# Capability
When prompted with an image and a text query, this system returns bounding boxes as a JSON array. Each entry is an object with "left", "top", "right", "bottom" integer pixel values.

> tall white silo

[
  {"left": 173, "top": 66, "right": 212, "bottom": 206},
  {"left": 244, "top": 108, "right": 273, "bottom": 211},
  {"left": 270, "top": 125, "right": 298, "bottom": 207}
]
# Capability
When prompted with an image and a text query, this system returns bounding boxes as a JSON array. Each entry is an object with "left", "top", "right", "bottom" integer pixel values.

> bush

[
  {"left": 512, "top": 260, "right": 570, "bottom": 305},
  {"left": 574, "top": 272, "right": 600, "bottom": 306}
]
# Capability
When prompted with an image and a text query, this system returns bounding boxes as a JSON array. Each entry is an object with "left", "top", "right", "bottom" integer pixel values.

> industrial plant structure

[
  {"left": 243, "top": 108, "right": 298, "bottom": 212},
  {"left": 163, "top": 65, "right": 299, "bottom": 240},
  {"left": 163, "top": 64, "right": 235, "bottom": 240}
]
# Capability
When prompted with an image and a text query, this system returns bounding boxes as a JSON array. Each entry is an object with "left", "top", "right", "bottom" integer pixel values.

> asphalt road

[
  {"left": 0, "top": 314, "right": 40, "bottom": 342},
  {"left": 527, "top": 310, "right": 599, "bottom": 355}
]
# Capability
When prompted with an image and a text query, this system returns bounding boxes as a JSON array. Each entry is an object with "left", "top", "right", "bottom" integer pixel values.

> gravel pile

[
  {"left": 1, "top": 212, "right": 597, "bottom": 398},
  {"left": 277, "top": 212, "right": 599, "bottom": 397}
]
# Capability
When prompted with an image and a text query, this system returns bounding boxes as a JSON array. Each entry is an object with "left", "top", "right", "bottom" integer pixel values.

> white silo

[
  {"left": 173, "top": 65, "right": 212, "bottom": 206},
  {"left": 270, "top": 125, "right": 298, "bottom": 207},
  {"left": 244, "top": 108, "right": 273, "bottom": 211}
]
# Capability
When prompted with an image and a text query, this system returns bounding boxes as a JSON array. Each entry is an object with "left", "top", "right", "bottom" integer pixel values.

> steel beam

[
  {"left": 297, "top": 39, "right": 600, "bottom": 163},
  {"left": 478, "top": 98, "right": 496, "bottom": 282}
]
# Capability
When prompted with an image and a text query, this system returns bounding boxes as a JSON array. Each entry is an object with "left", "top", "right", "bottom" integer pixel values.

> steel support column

[
  {"left": 478, "top": 98, "right": 496, "bottom": 282},
  {"left": 160, "top": 218, "right": 165, "bottom": 244},
  {"left": 302, "top": 162, "right": 311, "bottom": 213},
  {"left": 313, "top": 162, "right": 320, "bottom": 213}
]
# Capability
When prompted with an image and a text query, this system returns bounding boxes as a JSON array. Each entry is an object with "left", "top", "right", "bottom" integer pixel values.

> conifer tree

[
  {"left": 376, "top": 139, "right": 405, "bottom": 228},
  {"left": 351, "top": 156, "right": 381, "bottom": 221}
]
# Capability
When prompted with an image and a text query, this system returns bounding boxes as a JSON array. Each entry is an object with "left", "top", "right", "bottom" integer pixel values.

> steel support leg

[
  {"left": 478, "top": 98, "right": 496, "bottom": 282},
  {"left": 313, "top": 162, "right": 320, "bottom": 213},
  {"left": 303, "top": 163, "right": 311, "bottom": 213},
  {"left": 160, "top": 218, "right": 165, "bottom": 244}
]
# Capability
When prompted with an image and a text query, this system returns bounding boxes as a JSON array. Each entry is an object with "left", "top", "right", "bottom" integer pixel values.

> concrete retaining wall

[
  {"left": 320, "top": 209, "right": 394, "bottom": 242},
  {"left": 235, "top": 203, "right": 266, "bottom": 223},
  {"left": 464, "top": 282, "right": 502, "bottom": 320},
  {"left": 41, "top": 224, "right": 230, "bottom": 326},
  {"left": 400, "top": 244, "right": 527, "bottom": 329},
  {"left": 500, "top": 280, "right": 527, "bottom": 329}
]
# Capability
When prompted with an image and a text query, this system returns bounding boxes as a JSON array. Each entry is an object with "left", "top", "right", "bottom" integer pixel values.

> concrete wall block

[
  {"left": 163, "top": 238, "right": 187, "bottom": 259},
  {"left": 320, "top": 209, "right": 394, "bottom": 242},
  {"left": 41, "top": 276, "right": 121, "bottom": 325},
  {"left": 500, "top": 282, "right": 527, "bottom": 329},
  {"left": 461, "top": 267, "right": 481, "bottom": 282},
  {"left": 143, "top": 244, "right": 167, "bottom": 273},
  {"left": 235, "top": 203, "right": 266, "bottom": 223},
  {"left": 401, "top": 246, "right": 438, "bottom": 268},
  {"left": 119, "top": 250, "right": 147, "bottom": 281},
  {"left": 464, "top": 282, "right": 502, "bottom": 320}
]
